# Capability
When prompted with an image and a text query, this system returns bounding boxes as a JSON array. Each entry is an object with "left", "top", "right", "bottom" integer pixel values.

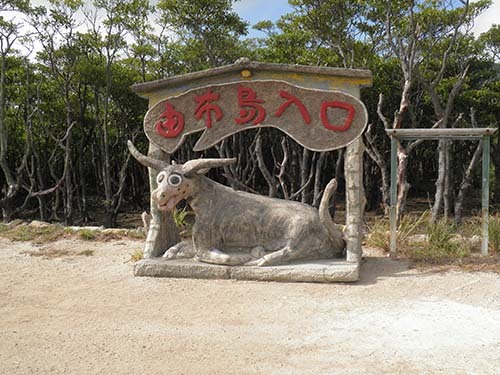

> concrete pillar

[
  {"left": 143, "top": 142, "right": 180, "bottom": 258},
  {"left": 345, "top": 138, "right": 365, "bottom": 263}
]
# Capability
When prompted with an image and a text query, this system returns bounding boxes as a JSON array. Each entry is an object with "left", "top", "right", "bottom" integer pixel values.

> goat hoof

[{"left": 250, "top": 246, "right": 266, "bottom": 258}]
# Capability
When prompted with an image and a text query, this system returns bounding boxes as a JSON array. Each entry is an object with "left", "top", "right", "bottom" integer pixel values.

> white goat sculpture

[{"left": 128, "top": 141, "right": 345, "bottom": 266}]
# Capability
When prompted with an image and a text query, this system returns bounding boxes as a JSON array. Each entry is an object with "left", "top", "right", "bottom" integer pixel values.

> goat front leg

[
  {"left": 163, "top": 240, "right": 195, "bottom": 260},
  {"left": 245, "top": 246, "right": 295, "bottom": 267},
  {"left": 192, "top": 228, "right": 251, "bottom": 266}
]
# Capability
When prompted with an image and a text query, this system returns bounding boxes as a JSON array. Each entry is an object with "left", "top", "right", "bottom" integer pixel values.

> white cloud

[{"left": 473, "top": 0, "right": 500, "bottom": 36}]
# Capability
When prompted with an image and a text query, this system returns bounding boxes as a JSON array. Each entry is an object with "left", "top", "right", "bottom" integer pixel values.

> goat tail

[{"left": 319, "top": 179, "right": 346, "bottom": 253}]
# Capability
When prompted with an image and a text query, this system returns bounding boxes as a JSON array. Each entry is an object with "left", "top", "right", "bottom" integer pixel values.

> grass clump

[
  {"left": 411, "top": 219, "right": 470, "bottom": 263},
  {"left": 128, "top": 249, "right": 143, "bottom": 263},
  {"left": 366, "top": 211, "right": 429, "bottom": 252},
  {"left": 126, "top": 229, "right": 146, "bottom": 240},
  {"left": 489, "top": 213, "right": 500, "bottom": 253},
  {"left": 1, "top": 224, "right": 68, "bottom": 244},
  {"left": 78, "top": 228, "right": 98, "bottom": 241},
  {"left": 78, "top": 249, "right": 94, "bottom": 256},
  {"left": 173, "top": 207, "right": 193, "bottom": 239},
  {"left": 365, "top": 219, "right": 390, "bottom": 251}
]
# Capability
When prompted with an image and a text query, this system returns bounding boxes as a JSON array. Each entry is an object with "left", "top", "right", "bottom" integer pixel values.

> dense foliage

[{"left": 0, "top": 0, "right": 498, "bottom": 226}]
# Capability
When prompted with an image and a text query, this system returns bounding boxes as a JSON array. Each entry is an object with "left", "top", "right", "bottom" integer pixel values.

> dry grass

[
  {"left": 489, "top": 213, "right": 500, "bottom": 253},
  {"left": 366, "top": 212, "right": 500, "bottom": 270},
  {"left": 365, "top": 211, "right": 429, "bottom": 252},
  {"left": 0, "top": 222, "right": 145, "bottom": 244},
  {"left": 128, "top": 249, "right": 144, "bottom": 263},
  {"left": 410, "top": 219, "right": 470, "bottom": 263},
  {"left": 20, "top": 247, "right": 95, "bottom": 259},
  {"left": 0, "top": 224, "right": 70, "bottom": 244},
  {"left": 21, "top": 248, "right": 71, "bottom": 258}
]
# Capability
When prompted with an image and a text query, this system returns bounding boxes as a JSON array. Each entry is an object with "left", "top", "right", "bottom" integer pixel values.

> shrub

[
  {"left": 78, "top": 229, "right": 98, "bottom": 241},
  {"left": 489, "top": 213, "right": 500, "bottom": 253},
  {"left": 365, "top": 219, "right": 390, "bottom": 251},
  {"left": 411, "top": 219, "right": 470, "bottom": 262}
]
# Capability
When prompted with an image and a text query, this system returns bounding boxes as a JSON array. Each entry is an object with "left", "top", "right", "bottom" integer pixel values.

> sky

[
  {"left": 233, "top": 0, "right": 500, "bottom": 38},
  {"left": 232, "top": 0, "right": 292, "bottom": 38},
  {"left": 471, "top": 0, "right": 500, "bottom": 36},
  {"left": 15, "top": 0, "right": 500, "bottom": 44}
]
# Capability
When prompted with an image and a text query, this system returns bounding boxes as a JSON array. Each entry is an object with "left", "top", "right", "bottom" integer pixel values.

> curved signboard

[{"left": 144, "top": 80, "right": 368, "bottom": 153}]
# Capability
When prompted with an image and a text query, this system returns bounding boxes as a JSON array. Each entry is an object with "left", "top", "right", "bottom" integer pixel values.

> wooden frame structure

[{"left": 386, "top": 127, "right": 498, "bottom": 256}]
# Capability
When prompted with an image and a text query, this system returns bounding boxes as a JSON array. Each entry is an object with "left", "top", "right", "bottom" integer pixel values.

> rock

[
  {"left": 28, "top": 220, "right": 51, "bottom": 228},
  {"left": 7, "top": 219, "right": 26, "bottom": 227},
  {"left": 408, "top": 234, "right": 428, "bottom": 244}
]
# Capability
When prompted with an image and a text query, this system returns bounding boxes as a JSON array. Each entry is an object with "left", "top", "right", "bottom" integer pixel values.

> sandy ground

[{"left": 1, "top": 237, "right": 499, "bottom": 375}]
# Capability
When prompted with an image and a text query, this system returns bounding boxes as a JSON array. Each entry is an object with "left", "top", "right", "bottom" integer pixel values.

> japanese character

[
  {"left": 235, "top": 86, "right": 266, "bottom": 125},
  {"left": 155, "top": 102, "right": 185, "bottom": 139},
  {"left": 274, "top": 91, "right": 311, "bottom": 124},
  {"left": 194, "top": 88, "right": 223, "bottom": 128},
  {"left": 320, "top": 101, "right": 355, "bottom": 131}
]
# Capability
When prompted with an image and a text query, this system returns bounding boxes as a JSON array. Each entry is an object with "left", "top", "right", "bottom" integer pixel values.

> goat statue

[{"left": 128, "top": 141, "right": 346, "bottom": 267}]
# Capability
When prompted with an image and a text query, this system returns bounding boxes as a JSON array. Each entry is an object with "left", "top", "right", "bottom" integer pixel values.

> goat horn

[
  {"left": 182, "top": 158, "right": 237, "bottom": 176},
  {"left": 127, "top": 141, "right": 168, "bottom": 171}
]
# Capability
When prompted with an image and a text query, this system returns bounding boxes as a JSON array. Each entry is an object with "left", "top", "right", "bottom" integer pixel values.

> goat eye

[
  {"left": 168, "top": 174, "right": 182, "bottom": 186},
  {"left": 157, "top": 172, "right": 166, "bottom": 184}
]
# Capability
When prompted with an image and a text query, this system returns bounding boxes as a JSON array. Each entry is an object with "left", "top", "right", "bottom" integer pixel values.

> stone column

[
  {"left": 344, "top": 138, "right": 365, "bottom": 263},
  {"left": 143, "top": 142, "right": 180, "bottom": 258}
]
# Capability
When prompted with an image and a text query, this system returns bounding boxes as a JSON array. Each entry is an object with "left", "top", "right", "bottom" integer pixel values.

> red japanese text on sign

[
  {"left": 320, "top": 101, "right": 355, "bottom": 132},
  {"left": 274, "top": 90, "right": 311, "bottom": 124},
  {"left": 155, "top": 102, "right": 184, "bottom": 139},
  {"left": 194, "top": 88, "right": 223, "bottom": 128},
  {"left": 235, "top": 86, "right": 266, "bottom": 125},
  {"left": 146, "top": 80, "right": 368, "bottom": 153}
]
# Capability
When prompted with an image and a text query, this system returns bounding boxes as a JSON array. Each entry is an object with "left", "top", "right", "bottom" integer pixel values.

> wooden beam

[{"left": 386, "top": 128, "right": 497, "bottom": 140}]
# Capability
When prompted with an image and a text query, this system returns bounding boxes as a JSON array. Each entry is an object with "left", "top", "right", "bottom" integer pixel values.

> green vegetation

[
  {"left": 490, "top": 214, "right": 500, "bottom": 253},
  {"left": 411, "top": 220, "right": 470, "bottom": 263},
  {"left": 0, "top": 222, "right": 145, "bottom": 243},
  {"left": 365, "top": 212, "right": 500, "bottom": 264},
  {"left": 0, "top": 224, "right": 69, "bottom": 244},
  {"left": 365, "top": 219, "right": 390, "bottom": 252},
  {"left": 78, "top": 229, "right": 98, "bottom": 241},
  {"left": 366, "top": 211, "right": 429, "bottom": 252},
  {"left": 173, "top": 207, "right": 193, "bottom": 238}
]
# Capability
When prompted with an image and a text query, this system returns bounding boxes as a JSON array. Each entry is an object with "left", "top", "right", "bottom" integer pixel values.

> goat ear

[
  {"left": 182, "top": 158, "right": 237, "bottom": 176},
  {"left": 196, "top": 168, "right": 210, "bottom": 175}
]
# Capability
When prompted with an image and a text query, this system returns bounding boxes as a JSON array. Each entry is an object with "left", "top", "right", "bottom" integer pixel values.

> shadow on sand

[{"left": 356, "top": 253, "right": 412, "bottom": 285}]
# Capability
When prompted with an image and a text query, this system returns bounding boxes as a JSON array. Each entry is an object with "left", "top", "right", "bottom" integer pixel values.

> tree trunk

[
  {"left": 255, "top": 134, "right": 277, "bottom": 197},
  {"left": 432, "top": 140, "right": 447, "bottom": 222},
  {"left": 396, "top": 146, "right": 410, "bottom": 225},
  {"left": 454, "top": 141, "right": 483, "bottom": 224},
  {"left": 102, "top": 63, "right": 113, "bottom": 227},
  {"left": 312, "top": 152, "right": 327, "bottom": 207},
  {"left": 300, "top": 148, "right": 312, "bottom": 203}
]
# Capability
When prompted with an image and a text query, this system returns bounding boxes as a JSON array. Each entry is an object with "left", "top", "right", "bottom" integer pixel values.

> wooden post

[
  {"left": 389, "top": 137, "right": 398, "bottom": 256},
  {"left": 481, "top": 135, "right": 490, "bottom": 256}
]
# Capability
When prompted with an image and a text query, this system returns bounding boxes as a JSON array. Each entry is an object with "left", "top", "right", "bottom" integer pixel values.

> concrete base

[{"left": 134, "top": 258, "right": 359, "bottom": 283}]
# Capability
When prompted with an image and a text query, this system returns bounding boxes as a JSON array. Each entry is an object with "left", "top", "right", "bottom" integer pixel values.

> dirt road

[{"left": 1, "top": 237, "right": 499, "bottom": 374}]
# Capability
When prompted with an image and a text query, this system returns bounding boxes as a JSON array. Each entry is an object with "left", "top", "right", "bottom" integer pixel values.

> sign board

[{"left": 144, "top": 80, "right": 368, "bottom": 153}]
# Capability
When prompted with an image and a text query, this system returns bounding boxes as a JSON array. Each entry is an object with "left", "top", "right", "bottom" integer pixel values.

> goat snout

[{"left": 153, "top": 188, "right": 185, "bottom": 212}]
